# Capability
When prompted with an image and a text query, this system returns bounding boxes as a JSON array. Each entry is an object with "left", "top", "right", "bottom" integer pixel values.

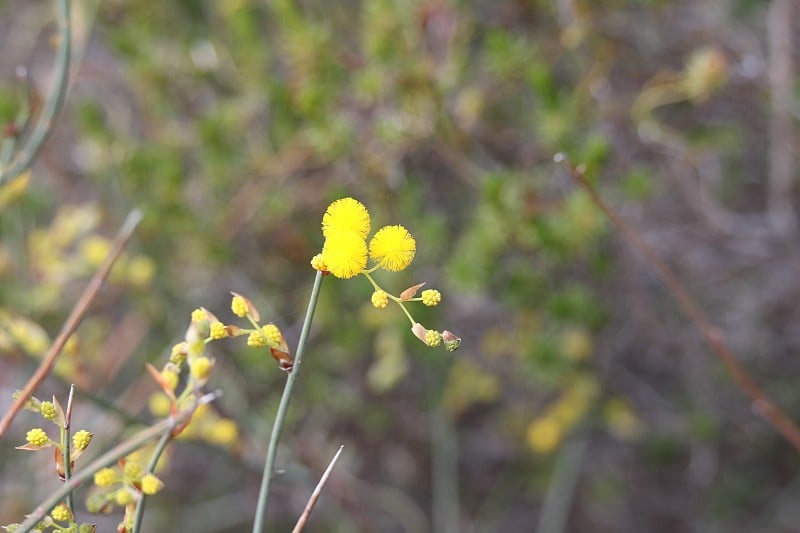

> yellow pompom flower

[
  {"left": 207, "top": 418, "right": 240, "bottom": 447},
  {"left": 94, "top": 467, "right": 117, "bottom": 487},
  {"left": 191, "top": 308, "right": 207, "bottom": 322},
  {"left": 209, "top": 322, "right": 228, "bottom": 340},
  {"left": 26, "top": 427, "right": 49, "bottom": 447},
  {"left": 322, "top": 197, "right": 371, "bottom": 239},
  {"left": 190, "top": 356, "right": 213, "bottom": 380},
  {"left": 322, "top": 231, "right": 368, "bottom": 279},
  {"left": 140, "top": 473, "right": 164, "bottom": 495},
  {"left": 421, "top": 289, "right": 441, "bottom": 307},
  {"left": 231, "top": 295, "right": 248, "bottom": 317},
  {"left": 50, "top": 504, "right": 71, "bottom": 523},
  {"left": 262, "top": 324, "right": 282, "bottom": 346},
  {"left": 124, "top": 460, "right": 142, "bottom": 480},
  {"left": 114, "top": 488, "right": 134, "bottom": 506},
  {"left": 310, "top": 253, "right": 327, "bottom": 271},
  {"left": 369, "top": 225, "right": 416, "bottom": 271},
  {"left": 40, "top": 401, "right": 56, "bottom": 421},
  {"left": 161, "top": 369, "right": 179, "bottom": 391},
  {"left": 148, "top": 392, "right": 172, "bottom": 417},
  {"left": 73, "top": 429, "right": 93, "bottom": 450},
  {"left": 371, "top": 290, "right": 389, "bottom": 308},
  {"left": 247, "top": 330, "right": 268, "bottom": 347},
  {"left": 425, "top": 330, "right": 443, "bottom": 347},
  {"left": 170, "top": 342, "right": 187, "bottom": 365}
]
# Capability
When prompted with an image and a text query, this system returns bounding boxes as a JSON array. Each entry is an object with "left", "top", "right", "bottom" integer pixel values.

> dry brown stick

[
  {"left": 555, "top": 154, "right": 800, "bottom": 453},
  {"left": 292, "top": 445, "right": 345, "bottom": 533},
  {"left": 0, "top": 209, "right": 143, "bottom": 438}
]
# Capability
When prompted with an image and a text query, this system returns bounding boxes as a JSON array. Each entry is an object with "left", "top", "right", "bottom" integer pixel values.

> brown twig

[
  {"left": 555, "top": 153, "right": 800, "bottom": 453},
  {"left": 291, "top": 445, "right": 344, "bottom": 533},
  {"left": 0, "top": 209, "right": 143, "bottom": 438}
]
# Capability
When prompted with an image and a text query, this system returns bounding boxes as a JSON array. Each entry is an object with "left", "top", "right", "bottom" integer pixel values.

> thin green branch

[
  {"left": 0, "top": 0, "right": 73, "bottom": 185},
  {"left": 62, "top": 384, "right": 76, "bottom": 515},
  {"left": 130, "top": 427, "right": 172, "bottom": 533},
  {"left": 252, "top": 271, "right": 324, "bottom": 533}
]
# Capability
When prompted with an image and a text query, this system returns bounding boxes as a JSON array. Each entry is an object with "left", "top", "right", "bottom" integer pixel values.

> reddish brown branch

[
  {"left": 556, "top": 154, "right": 800, "bottom": 453},
  {"left": 0, "top": 209, "right": 143, "bottom": 438},
  {"left": 292, "top": 445, "right": 344, "bottom": 533}
]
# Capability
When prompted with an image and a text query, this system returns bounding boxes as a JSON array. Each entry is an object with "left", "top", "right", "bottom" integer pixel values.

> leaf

[{"left": 400, "top": 282, "right": 426, "bottom": 301}]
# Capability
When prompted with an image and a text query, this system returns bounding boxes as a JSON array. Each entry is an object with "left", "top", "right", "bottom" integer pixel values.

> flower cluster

[{"left": 311, "top": 197, "right": 460, "bottom": 351}]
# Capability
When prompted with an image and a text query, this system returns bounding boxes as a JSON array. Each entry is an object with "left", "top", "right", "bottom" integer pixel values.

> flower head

[
  {"left": 369, "top": 225, "right": 416, "bottom": 272},
  {"left": 190, "top": 356, "right": 213, "bottom": 380},
  {"left": 262, "top": 324, "right": 282, "bottom": 346},
  {"left": 322, "top": 197, "right": 371, "bottom": 239},
  {"left": 310, "top": 253, "right": 327, "bottom": 272},
  {"left": 421, "top": 289, "right": 441, "bottom": 306},
  {"left": 140, "top": 473, "right": 164, "bottom": 495},
  {"left": 50, "top": 504, "right": 72, "bottom": 523},
  {"left": 209, "top": 322, "right": 228, "bottom": 340},
  {"left": 26, "top": 427, "right": 49, "bottom": 447},
  {"left": 322, "top": 231, "right": 368, "bottom": 279},
  {"left": 40, "top": 401, "right": 56, "bottom": 421},
  {"left": 94, "top": 467, "right": 117, "bottom": 487},
  {"left": 231, "top": 295, "right": 248, "bottom": 317},
  {"left": 371, "top": 289, "right": 389, "bottom": 308},
  {"left": 425, "top": 330, "right": 443, "bottom": 347},
  {"left": 73, "top": 429, "right": 93, "bottom": 451}
]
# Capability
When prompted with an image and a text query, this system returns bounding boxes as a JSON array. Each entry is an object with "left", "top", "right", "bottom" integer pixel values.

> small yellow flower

[
  {"left": 94, "top": 467, "right": 117, "bottom": 487},
  {"left": 161, "top": 369, "right": 179, "bottom": 390},
  {"left": 371, "top": 290, "right": 389, "bottom": 308},
  {"left": 191, "top": 308, "right": 207, "bottom": 322},
  {"left": 322, "top": 197, "right": 371, "bottom": 239},
  {"left": 310, "top": 253, "right": 327, "bottom": 271},
  {"left": 124, "top": 460, "right": 142, "bottom": 480},
  {"left": 322, "top": 231, "right": 368, "bottom": 279},
  {"left": 421, "top": 289, "right": 441, "bottom": 307},
  {"left": 231, "top": 295, "right": 248, "bottom": 317},
  {"left": 207, "top": 418, "right": 239, "bottom": 447},
  {"left": 40, "top": 401, "right": 56, "bottom": 421},
  {"left": 190, "top": 356, "right": 213, "bottom": 380},
  {"left": 73, "top": 429, "right": 93, "bottom": 451},
  {"left": 50, "top": 504, "right": 71, "bottom": 523},
  {"left": 247, "top": 330, "right": 268, "bottom": 347},
  {"left": 148, "top": 392, "right": 172, "bottom": 417},
  {"left": 140, "top": 473, "right": 164, "bottom": 495},
  {"left": 369, "top": 225, "right": 416, "bottom": 272},
  {"left": 209, "top": 322, "right": 228, "bottom": 340},
  {"left": 261, "top": 324, "right": 282, "bottom": 346},
  {"left": 114, "top": 488, "right": 134, "bottom": 506},
  {"left": 26, "top": 427, "right": 49, "bottom": 447},
  {"left": 425, "top": 330, "right": 443, "bottom": 347},
  {"left": 170, "top": 342, "right": 187, "bottom": 365}
]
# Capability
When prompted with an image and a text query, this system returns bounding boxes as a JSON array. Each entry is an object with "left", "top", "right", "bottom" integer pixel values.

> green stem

[
  {"left": 60, "top": 425, "right": 73, "bottom": 514},
  {"left": 130, "top": 428, "right": 172, "bottom": 533},
  {"left": 15, "top": 393, "right": 216, "bottom": 533},
  {"left": 0, "top": 0, "right": 72, "bottom": 185},
  {"left": 252, "top": 271, "right": 324, "bottom": 532},
  {"left": 361, "top": 272, "right": 416, "bottom": 325}
]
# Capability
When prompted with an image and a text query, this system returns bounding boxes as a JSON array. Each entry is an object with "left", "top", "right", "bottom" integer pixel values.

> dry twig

[{"left": 291, "top": 445, "right": 344, "bottom": 533}]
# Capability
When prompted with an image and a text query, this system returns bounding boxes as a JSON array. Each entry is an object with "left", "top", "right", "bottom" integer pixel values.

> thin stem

[
  {"left": 557, "top": 153, "right": 800, "bottom": 453},
  {"left": 0, "top": 209, "right": 143, "bottom": 437},
  {"left": 431, "top": 399, "right": 459, "bottom": 533},
  {"left": 130, "top": 428, "right": 172, "bottom": 533},
  {"left": 62, "top": 384, "right": 76, "bottom": 514},
  {"left": 362, "top": 272, "right": 416, "bottom": 325},
  {"left": 0, "top": 0, "right": 72, "bottom": 185},
  {"left": 537, "top": 433, "right": 588, "bottom": 533},
  {"left": 15, "top": 391, "right": 219, "bottom": 533},
  {"left": 291, "top": 445, "right": 344, "bottom": 533},
  {"left": 252, "top": 271, "right": 324, "bottom": 532}
]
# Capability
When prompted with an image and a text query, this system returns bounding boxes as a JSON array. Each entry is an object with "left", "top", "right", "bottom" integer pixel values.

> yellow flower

[
  {"left": 26, "top": 427, "right": 49, "bottom": 447},
  {"left": 247, "top": 330, "right": 267, "bottom": 347},
  {"left": 369, "top": 225, "right": 416, "bottom": 271},
  {"left": 209, "top": 322, "right": 228, "bottom": 340},
  {"left": 148, "top": 392, "right": 172, "bottom": 417},
  {"left": 207, "top": 418, "right": 239, "bottom": 447},
  {"left": 161, "top": 369, "right": 179, "bottom": 390},
  {"left": 425, "top": 330, "right": 443, "bottom": 347},
  {"left": 322, "top": 197, "right": 371, "bottom": 239},
  {"left": 73, "top": 429, "right": 93, "bottom": 450},
  {"left": 124, "top": 460, "right": 142, "bottom": 480},
  {"left": 191, "top": 308, "right": 207, "bottom": 322},
  {"left": 190, "top": 356, "right": 213, "bottom": 380},
  {"left": 170, "top": 342, "right": 187, "bottom": 365},
  {"left": 50, "top": 504, "right": 71, "bottom": 522},
  {"left": 94, "top": 467, "right": 117, "bottom": 487},
  {"left": 262, "top": 324, "right": 282, "bottom": 346},
  {"left": 231, "top": 295, "right": 248, "bottom": 317},
  {"left": 322, "top": 231, "right": 368, "bottom": 279},
  {"left": 371, "top": 289, "right": 389, "bottom": 308},
  {"left": 114, "top": 488, "right": 134, "bottom": 506},
  {"left": 421, "top": 289, "right": 441, "bottom": 307},
  {"left": 140, "top": 473, "right": 164, "bottom": 495},
  {"left": 40, "top": 401, "right": 56, "bottom": 421}
]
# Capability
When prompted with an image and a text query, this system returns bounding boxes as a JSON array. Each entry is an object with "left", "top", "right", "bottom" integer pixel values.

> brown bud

[{"left": 400, "top": 282, "right": 426, "bottom": 301}]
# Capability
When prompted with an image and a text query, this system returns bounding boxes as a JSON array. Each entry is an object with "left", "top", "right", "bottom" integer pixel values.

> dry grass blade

[
  {"left": 292, "top": 445, "right": 344, "bottom": 533},
  {"left": 0, "top": 209, "right": 143, "bottom": 437}
]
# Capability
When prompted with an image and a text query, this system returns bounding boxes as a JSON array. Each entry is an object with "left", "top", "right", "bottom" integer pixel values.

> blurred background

[{"left": 1, "top": 0, "right": 799, "bottom": 531}]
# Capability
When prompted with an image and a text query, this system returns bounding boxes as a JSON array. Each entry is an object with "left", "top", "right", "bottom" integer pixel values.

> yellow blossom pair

[{"left": 314, "top": 197, "right": 416, "bottom": 279}]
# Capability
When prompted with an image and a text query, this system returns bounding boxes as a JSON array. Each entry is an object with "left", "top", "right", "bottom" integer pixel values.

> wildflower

[
  {"left": 72, "top": 429, "right": 93, "bottom": 451},
  {"left": 207, "top": 418, "right": 239, "bottom": 447},
  {"left": 247, "top": 330, "right": 268, "bottom": 347},
  {"left": 421, "top": 289, "right": 441, "bottom": 307},
  {"left": 190, "top": 356, "right": 213, "bottom": 380},
  {"left": 231, "top": 295, "right": 248, "bottom": 317},
  {"left": 94, "top": 467, "right": 117, "bottom": 487},
  {"left": 209, "top": 322, "right": 228, "bottom": 340},
  {"left": 262, "top": 324, "right": 282, "bottom": 346},
  {"left": 371, "top": 290, "right": 389, "bottom": 308},
  {"left": 148, "top": 392, "right": 172, "bottom": 417},
  {"left": 369, "top": 225, "right": 416, "bottom": 271},
  {"left": 161, "top": 368, "right": 179, "bottom": 390},
  {"left": 322, "top": 231, "right": 368, "bottom": 279},
  {"left": 140, "top": 473, "right": 164, "bottom": 495},
  {"left": 191, "top": 308, "right": 207, "bottom": 322},
  {"left": 169, "top": 342, "right": 187, "bottom": 365},
  {"left": 26, "top": 428, "right": 49, "bottom": 447},
  {"left": 40, "top": 401, "right": 56, "bottom": 421},
  {"left": 425, "top": 330, "right": 443, "bottom": 347},
  {"left": 310, "top": 253, "right": 327, "bottom": 272},
  {"left": 114, "top": 488, "right": 134, "bottom": 506},
  {"left": 50, "top": 504, "right": 71, "bottom": 523},
  {"left": 322, "top": 197, "right": 371, "bottom": 239}
]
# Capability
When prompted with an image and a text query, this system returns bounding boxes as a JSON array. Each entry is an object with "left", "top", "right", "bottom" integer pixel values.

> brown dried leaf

[{"left": 400, "top": 282, "right": 426, "bottom": 301}]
